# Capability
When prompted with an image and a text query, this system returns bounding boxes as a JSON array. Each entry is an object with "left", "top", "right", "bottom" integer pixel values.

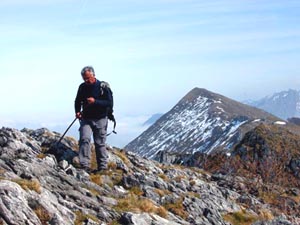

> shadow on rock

[{"left": 47, "top": 142, "right": 78, "bottom": 164}]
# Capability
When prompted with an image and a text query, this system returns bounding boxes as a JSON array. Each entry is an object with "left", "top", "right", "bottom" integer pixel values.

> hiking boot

[
  {"left": 92, "top": 168, "right": 109, "bottom": 174},
  {"left": 75, "top": 164, "right": 92, "bottom": 174},
  {"left": 84, "top": 167, "right": 93, "bottom": 174}
]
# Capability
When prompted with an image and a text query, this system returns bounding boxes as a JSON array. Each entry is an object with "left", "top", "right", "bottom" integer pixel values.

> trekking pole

[{"left": 56, "top": 117, "right": 78, "bottom": 145}]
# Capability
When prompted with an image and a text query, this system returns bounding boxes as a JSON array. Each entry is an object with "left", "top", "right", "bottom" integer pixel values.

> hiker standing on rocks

[{"left": 75, "top": 66, "right": 113, "bottom": 173}]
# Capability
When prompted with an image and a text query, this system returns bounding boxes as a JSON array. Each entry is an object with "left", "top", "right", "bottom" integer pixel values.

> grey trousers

[{"left": 79, "top": 118, "right": 108, "bottom": 169}]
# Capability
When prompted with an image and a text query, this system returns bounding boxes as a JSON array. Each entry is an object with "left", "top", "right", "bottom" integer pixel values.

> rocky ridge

[
  {"left": 0, "top": 127, "right": 297, "bottom": 225},
  {"left": 156, "top": 123, "right": 300, "bottom": 224}
]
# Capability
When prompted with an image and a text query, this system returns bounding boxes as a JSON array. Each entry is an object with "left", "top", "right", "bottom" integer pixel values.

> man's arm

[
  {"left": 94, "top": 87, "right": 113, "bottom": 107},
  {"left": 75, "top": 85, "right": 83, "bottom": 116}
]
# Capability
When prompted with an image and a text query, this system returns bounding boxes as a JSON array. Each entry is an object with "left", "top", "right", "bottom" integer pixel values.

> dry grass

[
  {"left": 13, "top": 179, "right": 41, "bottom": 194},
  {"left": 0, "top": 169, "right": 6, "bottom": 175},
  {"left": 114, "top": 194, "right": 167, "bottom": 218},
  {"left": 258, "top": 187, "right": 286, "bottom": 206},
  {"left": 280, "top": 191, "right": 300, "bottom": 204},
  {"left": 108, "top": 221, "right": 121, "bottom": 225},
  {"left": 157, "top": 206, "right": 168, "bottom": 218},
  {"left": 154, "top": 188, "right": 171, "bottom": 197},
  {"left": 189, "top": 180, "right": 196, "bottom": 186},
  {"left": 139, "top": 199, "right": 157, "bottom": 213},
  {"left": 158, "top": 173, "right": 168, "bottom": 181},
  {"left": 223, "top": 210, "right": 259, "bottom": 225},
  {"left": 187, "top": 192, "right": 201, "bottom": 199},
  {"left": 258, "top": 209, "right": 274, "bottom": 221},
  {"left": 91, "top": 146, "right": 97, "bottom": 170},
  {"left": 111, "top": 170, "right": 124, "bottom": 186},
  {"left": 114, "top": 150, "right": 130, "bottom": 166},
  {"left": 74, "top": 211, "right": 99, "bottom": 225},
  {"left": 290, "top": 195, "right": 300, "bottom": 204},
  {"left": 82, "top": 185, "right": 101, "bottom": 196},
  {"left": 89, "top": 174, "right": 103, "bottom": 186},
  {"left": 36, "top": 153, "right": 47, "bottom": 159},
  {"left": 190, "top": 167, "right": 209, "bottom": 175},
  {"left": 174, "top": 175, "right": 185, "bottom": 183},
  {"left": 98, "top": 169, "right": 124, "bottom": 187},
  {"left": 34, "top": 205, "right": 51, "bottom": 225},
  {"left": 108, "top": 162, "right": 118, "bottom": 170},
  {"left": 90, "top": 169, "right": 124, "bottom": 188},
  {"left": 129, "top": 186, "right": 144, "bottom": 196},
  {"left": 163, "top": 197, "right": 188, "bottom": 220}
]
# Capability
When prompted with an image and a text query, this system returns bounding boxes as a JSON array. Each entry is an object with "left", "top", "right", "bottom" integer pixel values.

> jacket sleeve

[
  {"left": 94, "top": 87, "right": 113, "bottom": 107},
  {"left": 75, "top": 85, "right": 83, "bottom": 113}
]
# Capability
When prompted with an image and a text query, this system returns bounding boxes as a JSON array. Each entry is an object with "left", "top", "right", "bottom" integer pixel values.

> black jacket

[{"left": 75, "top": 80, "right": 112, "bottom": 119}]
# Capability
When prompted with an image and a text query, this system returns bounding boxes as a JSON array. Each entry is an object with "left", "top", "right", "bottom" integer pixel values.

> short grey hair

[{"left": 81, "top": 66, "right": 95, "bottom": 76}]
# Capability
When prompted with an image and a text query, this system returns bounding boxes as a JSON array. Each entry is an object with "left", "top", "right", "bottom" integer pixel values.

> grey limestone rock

[
  {"left": 0, "top": 180, "right": 41, "bottom": 225},
  {"left": 120, "top": 212, "right": 183, "bottom": 225},
  {"left": 253, "top": 216, "right": 293, "bottom": 225},
  {"left": 0, "top": 127, "right": 297, "bottom": 225}
]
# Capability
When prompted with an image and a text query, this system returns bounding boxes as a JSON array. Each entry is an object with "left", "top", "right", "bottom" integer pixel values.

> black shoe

[
  {"left": 84, "top": 167, "right": 93, "bottom": 174},
  {"left": 92, "top": 168, "right": 108, "bottom": 174},
  {"left": 76, "top": 165, "right": 92, "bottom": 174}
]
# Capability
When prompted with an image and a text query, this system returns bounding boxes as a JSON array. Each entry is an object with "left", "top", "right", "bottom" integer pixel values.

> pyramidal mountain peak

[
  {"left": 179, "top": 87, "right": 215, "bottom": 102},
  {"left": 125, "top": 87, "right": 281, "bottom": 158}
]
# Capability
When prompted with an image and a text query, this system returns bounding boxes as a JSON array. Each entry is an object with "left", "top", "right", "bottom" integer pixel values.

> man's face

[{"left": 82, "top": 70, "right": 96, "bottom": 85}]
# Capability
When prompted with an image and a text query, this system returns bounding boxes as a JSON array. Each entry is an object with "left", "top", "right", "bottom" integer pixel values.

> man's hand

[
  {"left": 87, "top": 97, "right": 95, "bottom": 104},
  {"left": 76, "top": 112, "right": 82, "bottom": 119}
]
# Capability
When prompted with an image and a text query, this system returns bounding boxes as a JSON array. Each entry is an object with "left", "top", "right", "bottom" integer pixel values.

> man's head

[{"left": 81, "top": 66, "right": 96, "bottom": 85}]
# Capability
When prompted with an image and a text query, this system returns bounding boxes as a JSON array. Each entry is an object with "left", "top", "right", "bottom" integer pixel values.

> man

[{"left": 75, "top": 66, "right": 112, "bottom": 173}]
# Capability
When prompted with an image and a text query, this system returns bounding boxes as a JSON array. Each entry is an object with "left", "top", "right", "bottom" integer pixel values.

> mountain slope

[
  {"left": 1, "top": 127, "right": 296, "bottom": 224},
  {"left": 248, "top": 89, "right": 300, "bottom": 119},
  {"left": 125, "top": 88, "right": 280, "bottom": 158}
]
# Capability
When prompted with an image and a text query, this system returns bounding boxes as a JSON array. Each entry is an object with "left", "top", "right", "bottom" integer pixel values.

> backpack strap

[
  {"left": 100, "top": 81, "right": 117, "bottom": 136},
  {"left": 107, "top": 114, "right": 117, "bottom": 136},
  {"left": 100, "top": 81, "right": 111, "bottom": 95}
]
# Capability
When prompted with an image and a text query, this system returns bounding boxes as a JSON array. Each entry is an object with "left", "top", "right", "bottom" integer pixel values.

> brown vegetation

[
  {"left": 223, "top": 210, "right": 259, "bottom": 225},
  {"left": 74, "top": 211, "right": 99, "bottom": 225},
  {"left": 33, "top": 205, "right": 51, "bottom": 225},
  {"left": 36, "top": 153, "right": 47, "bottom": 159},
  {"left": 163, "top": 197, "right": 188, "bottom": 220},
  {"left": 13, "top": 178, "right": 41, "bottom": 194},
  {"left": 154, "top": 188, "right": 171, "bottom": 197},
  {"left": 114, "top": 194, "right": 167, "bottom": 218},
  {"left": 113, "top": 149, "right": 130, "bottom": 166},
  {"left": 89, "top": 174, "right": 103, "bottom": 186}
]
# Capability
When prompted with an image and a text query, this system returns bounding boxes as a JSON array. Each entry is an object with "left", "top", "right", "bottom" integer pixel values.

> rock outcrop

[{"left": 0, "top": 127, "right": 297, "bottom": 224}]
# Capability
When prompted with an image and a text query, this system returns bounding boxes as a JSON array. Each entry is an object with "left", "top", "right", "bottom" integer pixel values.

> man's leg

[
  {"left": 79, "top": 119, "right": 92, "bottom": 168},
  {"left": 92, "top": 118, "right": 108, "bottom": 170}
]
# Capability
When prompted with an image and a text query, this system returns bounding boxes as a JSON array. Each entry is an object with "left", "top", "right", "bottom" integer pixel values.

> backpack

[{"left": 100, "top": 81, "right": 117, "bottom": 136}]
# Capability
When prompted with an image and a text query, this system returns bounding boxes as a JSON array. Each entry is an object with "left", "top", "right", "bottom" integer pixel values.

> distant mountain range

[
  {"left": 142, "top": 113, "right": 163, "bottom": 126},
  {"left": 246, "top": 89, "right": 300, "bottom": 120},
  {"left": 125, "top": 88, "right": 281, "bottom": 158}
]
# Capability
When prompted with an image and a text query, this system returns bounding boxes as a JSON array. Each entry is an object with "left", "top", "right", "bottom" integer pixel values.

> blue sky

[{"left": 0, "top": 0, "right": 299, "bottom": 147}]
